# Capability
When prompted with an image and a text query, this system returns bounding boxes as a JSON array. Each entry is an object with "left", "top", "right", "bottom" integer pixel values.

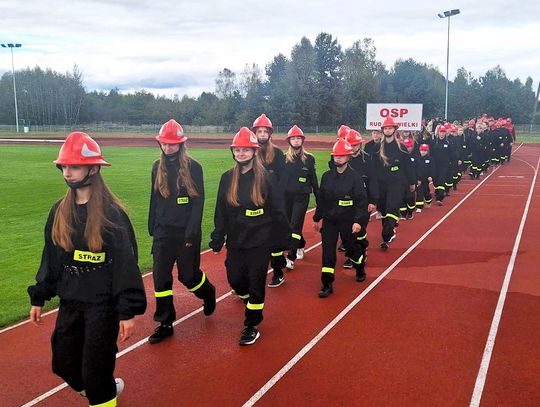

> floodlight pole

[
  {"left": 1, "top": 43, "right": 22, "bottom": 132},
  {"left": 438, "top": 10, "right": 460, "bottom": 121}
]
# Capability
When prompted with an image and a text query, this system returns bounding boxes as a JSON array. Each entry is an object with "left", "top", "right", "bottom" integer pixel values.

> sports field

[{"left": 0, "top": 144, "right": 327, "bottom": 327}]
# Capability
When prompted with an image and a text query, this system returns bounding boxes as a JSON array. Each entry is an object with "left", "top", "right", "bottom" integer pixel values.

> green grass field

[{"left": 0, "top": 144, "right": 328, "bottom": 327}]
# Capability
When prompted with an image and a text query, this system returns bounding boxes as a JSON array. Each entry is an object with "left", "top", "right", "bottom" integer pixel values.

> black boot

[
  {"left": 148, "top": 324, "right": 174, "bottom": 344},
  {"left": 318, "top": 283, "right": 333, "bottom": 298},
  {"left": 203, "top": 282, "right": 216, "bottom": 316}
]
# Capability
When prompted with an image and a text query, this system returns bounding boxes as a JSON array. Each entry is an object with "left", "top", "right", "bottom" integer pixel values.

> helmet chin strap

[{"left": 63, "top": 167, "right": 96, "bottom": 190}]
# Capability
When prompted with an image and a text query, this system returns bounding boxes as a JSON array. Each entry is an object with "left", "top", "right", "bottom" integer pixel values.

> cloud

[{"left": 1, "top": 0, "right": 538, "bottom": 97}]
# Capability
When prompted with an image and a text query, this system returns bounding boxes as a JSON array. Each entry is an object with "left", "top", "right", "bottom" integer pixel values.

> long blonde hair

[
  {"left": 52, "top": 172, "right": 125, "bottom": 252},
  {"left": 227, "top": 154, "right": 267, "bottom": 207},
  {"left": 285, "top": 144, "right": 312, "bottom": 164},
  {"left": 259, "top": 141, "right": 276, "bottom": 167},
  {"left": 379, "top": 134, "right": 406, "bottom": 167},
  {"left": 154, "top": 143, "right": 199, "bottom": 198}
]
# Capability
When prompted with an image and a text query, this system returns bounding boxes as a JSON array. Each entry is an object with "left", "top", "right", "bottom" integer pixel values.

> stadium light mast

[
  {"left": 438, "top": 9, "right": 460, "bottom": 121},
  {"left": 1, "top": 43, "right": 22, "bottom": 132}
]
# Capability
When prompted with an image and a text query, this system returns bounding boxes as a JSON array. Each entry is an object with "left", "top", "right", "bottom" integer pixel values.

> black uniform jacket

[
  {"left": 416, "top": 155, "right": 434, "bottom": 180},
  {"left": 28, "top": 202, "right": 147, "bottom": 320},
  {"left": 313, "top": 165, "right": 368, "bottom": 225},
  {"left": 148, "top": 158, "right": 204, "bottom": 242},
  {"left": 431, "top": 137, "right": 456, "bottom": 167},
  {"left": 349, "top": 152, "right": 379, "bottom": 205},
  {"left": 282, "top": 153, "right": 319, "bottom": 202},
  {"left": 372, "top": 140, "right": 416, "bottom": 185},
  {"left": 209, "top": 168, "right": 290, "bottom": 251}
]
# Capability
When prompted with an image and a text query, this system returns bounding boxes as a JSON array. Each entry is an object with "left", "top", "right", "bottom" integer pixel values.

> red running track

[{"left": 1, "top": 144, "right": 539, "bottom": 406}]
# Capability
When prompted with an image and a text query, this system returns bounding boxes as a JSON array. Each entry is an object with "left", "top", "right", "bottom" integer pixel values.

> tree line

[{"left": 0, "top": 33, "right": 537, "bottom": 129}]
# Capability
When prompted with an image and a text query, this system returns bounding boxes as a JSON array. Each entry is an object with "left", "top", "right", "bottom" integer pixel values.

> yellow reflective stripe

[
  {"left": 298, "top": 177, "right": 307, "bottom": 183},
  {"left": 407, "top": 204, "right": 416, "bottom": 209},
  {"left": 435, "top": 186, "right": 445, "bottom": 190},
  {"left": 177, "top": 197, "right": 189, "bottom": 204},
  {"left": 271, "top": 251, "right": 283, "bottom": 257},
  {"left": 385, "top": 213, "right": 399, "bottom": 221},
  {"left": 399, "top": 207, "right": 407, "bottom": 211},
  {"left": 73, "top": 250, "right": 106, "bottom": 263},
  {"left": 445, "top": 183, "right": 453, "bottom": 186},
  {"left": 338, "top": 200, "right": 353, "bottom": 206},
  {"left": 188, "top": 273, "right": 206, "bottom": 292},
  {"left": 457, "top": 172, "right": 462, "bottom": 176},
  {"left": 322, "top": 267, "right": 335, "bottom": 274},
  {"left": 238, "top": 293, "right": 250, "bottom": 299},
  {"left": 351, "top": 255, "right": 364, "bottom": 264},
  {"left": 356, "top": 233, "right": 367, "bottom": 241},
  {"left": 416, "top": 201, "right": 424, "bottom": 205},
  {"left": 291, "top": 233, "right": 302, "bottom": 240},
  {"left": 245, "top": 208, "right": 264, "bottom": 216},
  {"left": 246, "top": 302, "right": 264, "bottom": 310},
  {"left": 390, "top": 166, "right": 399, "bottom": 172},
  {"left": 155, "top": 290, "right": 173, "bottom": 298},
  {"left": 90, "top": 397, "right": 117, "bottom": 407}
]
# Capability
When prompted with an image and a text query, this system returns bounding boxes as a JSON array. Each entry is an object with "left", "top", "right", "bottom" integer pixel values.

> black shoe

[
  {"left": 148, "top": 324, "right": 174, "bottom": 344},
  {"left": 268, "top": 273, "right": 285, "bottom": 288},
  {"left": 406, "top": 212, "right": 414, "bottom": 220},
  {"left": 338, "top": 243, "right": 346, "bottom": 252},
  {"left": 356, "top": 271, "right": 367, "bottom": 282},
  {"left": 318, "top": 283, "right": 333, "bottom": 298},
  {"left": 380, "top": 241, "right": 389, "bottom": 251},
  {"left": 203, "top": 283, "right": 216, "bottom": 316},
  {"left": 239, "top": 326, "right": 260, "bottom": 346},
  {"left": 343, "top": 258, "right": 353, "bottom": 269}
]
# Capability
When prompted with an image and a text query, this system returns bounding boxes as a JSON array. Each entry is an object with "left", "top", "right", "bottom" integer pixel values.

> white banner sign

[{"left": 366, "top": 103, "right": 423, "bottom": 131}]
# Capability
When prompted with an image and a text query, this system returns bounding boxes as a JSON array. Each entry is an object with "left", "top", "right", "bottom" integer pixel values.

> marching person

[
  {"left": 415, "top": 143, "right": 434, "bottom": 212},
  {"left": 372, "top": 117, "right": 416, "bottom": 250},
  {"left": 313, "top": 138, "right": 369, "bottom": 298},
  {"left": 431, "top": 124, "right": 455, "bottom": 205},
  {"left": 282, "top": 125, "right": 319, "bottom": 270},
  {"left": 210, "top": 127, "right": 289, "bottom": 345},
  {"left": 400, "top": 138, "right": 418, "bottom": 220},
  {"left": 147, "top": 119, "right": 216, "bottom": 344},
  {"left": 364, "top": 129, "right": 383, "bottom": 220},
  {"left": 341, "top": 128, "right": 377, "bottom": 268},
  {"left": 28, "top": 132, "right": 147, "bottom": 407},
  {"left": 252, "top": 113, "right": 288, "bottom": 288}
]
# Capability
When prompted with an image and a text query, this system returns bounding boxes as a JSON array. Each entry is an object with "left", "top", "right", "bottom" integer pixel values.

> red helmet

[
  {"left": 438, "top": 125, "right": 447, "bottom": 134},
  {"left": 156, "top": 119, "right": 187, "bottom": 144},
  {"left": 287, "top": 125, "right": 305, "bottom": 139},
  {"left": 402, "top": 138, "right": 414, "bottom": 148},
  {"left": 381, "top": 116, "right": 399, "bottom": 129},
  {"left": 345, "top": 129, "right": 364, "bottom": 146},
  {"left": 419, "top": 143, "right": 430, "bottom": 152},
  {"left": 468, "top": 119, "right": 475, "bottom": 126},
  {"left": 231, "top": 127, "right": 260, "bottom": 149},
  {"left": 252, "top": 114, "right": 273, "bottom": 132},
  {"left": 506, "top": 117, "right": 512, "bottom": 123},
  {"left": 331, "top": 138, "right": 353, "bottom": 156},
  {"left": 337, "top": 125, "right": 351, "bottom": 139},
  {"left": 54, "top": 132, "right": 110, "bottom": 166}
]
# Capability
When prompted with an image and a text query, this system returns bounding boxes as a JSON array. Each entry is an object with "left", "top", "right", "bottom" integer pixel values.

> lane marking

[
  {"left": 242, "top": 165, "right": 505, "bottom": 407},
  {"left": 21, "top": 239, "right": 324, "bottom": 406},
  {"left": 469, "top": 156, "right": 540, "bottom": 407}
]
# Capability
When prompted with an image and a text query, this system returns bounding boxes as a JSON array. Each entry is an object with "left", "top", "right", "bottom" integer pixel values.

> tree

[{"left": 288, "top": 37, "right": 318, "bottom": 126}]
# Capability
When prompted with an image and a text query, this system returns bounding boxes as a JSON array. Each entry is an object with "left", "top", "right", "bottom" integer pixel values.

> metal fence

[{"left": 0, "top": 123, "right": 539, "bottom": 135}]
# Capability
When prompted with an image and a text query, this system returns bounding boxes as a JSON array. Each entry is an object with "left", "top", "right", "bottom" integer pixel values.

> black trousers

[
  {"left": 417, "top": 179, "right": 432, "bottom": 208},
  {"left": 52, "top": 301, "right": 119, "bottom": 406},
  {"left": 152, "top": 236, "right": 213, "bottom": 324},
  {"left": 433, "top": 164, "right": 449, "bottom": 201},
  {"left": 320, "top": 218, "right": 367, "bottom": 284},
  {"left": 378, "top": 180, "right": 403, "bottom": 242},
  {"left": 285, "top": 193, "right": 309, "bottom": 260},
  {"left": 226, "top": 247, "right": 271, "bottom": 327}
]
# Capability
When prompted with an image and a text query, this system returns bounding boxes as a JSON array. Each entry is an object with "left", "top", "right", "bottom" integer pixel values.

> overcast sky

[{"left": 1, "top": 0, "right": 539, "bottom": 98}]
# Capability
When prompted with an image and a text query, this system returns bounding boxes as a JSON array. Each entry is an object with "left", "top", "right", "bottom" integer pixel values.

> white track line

[
  {"left": 469, "top": 155, "right": 539, "bottom": 407},
  {"left": 0, "top": 138, "right": 64, "bottom": 143},
  {"left": 21, "top": 241, "right": 324, "bottom": 406},
  {"left": 242, "top": 165, "right": 504, "bottom": 407}
]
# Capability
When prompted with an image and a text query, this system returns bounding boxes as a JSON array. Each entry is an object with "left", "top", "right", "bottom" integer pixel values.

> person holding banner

[{"left": 372, "top": 117, "right": 416, "bottom": 251}]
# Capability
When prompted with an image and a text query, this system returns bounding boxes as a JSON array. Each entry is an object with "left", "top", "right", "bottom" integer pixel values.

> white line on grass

[
  {"left": 469, "top": 155, "right": 539, "bottom": 407},
  {"left": 242, "top": 165, "right": 504, "bottom": 407}
]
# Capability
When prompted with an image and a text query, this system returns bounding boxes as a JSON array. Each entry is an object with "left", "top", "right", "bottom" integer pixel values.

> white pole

[{"left": 445, "top": 16, "right": 450, "bottom": 121}]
